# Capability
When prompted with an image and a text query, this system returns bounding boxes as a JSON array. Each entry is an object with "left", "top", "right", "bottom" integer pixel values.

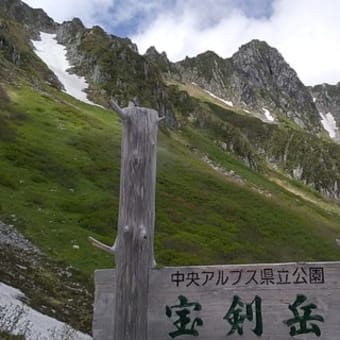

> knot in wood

[{"left": 139, "top": 224, "right": 147, "bottom": 240}]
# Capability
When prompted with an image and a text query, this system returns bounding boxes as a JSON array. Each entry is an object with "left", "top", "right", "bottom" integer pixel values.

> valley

[{"left": 1, "top": 0, "right": 340, "bottom": 337}]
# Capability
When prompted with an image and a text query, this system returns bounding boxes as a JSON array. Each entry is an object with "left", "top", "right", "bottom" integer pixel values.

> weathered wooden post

[{"left": 90, "top": 99, "right": 162, "bottom": 340}]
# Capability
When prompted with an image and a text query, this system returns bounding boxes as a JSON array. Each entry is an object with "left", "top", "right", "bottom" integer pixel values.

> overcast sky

[{"left": 23, "top": 0, "right": 340, "bottom": 86}]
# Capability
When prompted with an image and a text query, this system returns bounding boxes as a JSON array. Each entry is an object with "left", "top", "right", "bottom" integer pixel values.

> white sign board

[{"left": 93, "top": 261, "right": 340, "bottom": 339}]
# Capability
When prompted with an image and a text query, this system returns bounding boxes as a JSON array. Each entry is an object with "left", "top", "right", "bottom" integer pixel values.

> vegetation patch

[{"left": 1, "top": 83, "right": 340, "bottom": 333}]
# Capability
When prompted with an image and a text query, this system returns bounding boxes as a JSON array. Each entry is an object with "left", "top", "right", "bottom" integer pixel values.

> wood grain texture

[
  {"left": 94, "top": 262, "right": 340, "bottom": 339},
  {"left": 113, "top": 104, "right": 159, "bottom": 340}
]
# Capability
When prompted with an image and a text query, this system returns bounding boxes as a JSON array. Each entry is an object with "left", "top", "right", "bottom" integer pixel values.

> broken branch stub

[{"left": 109, "top": 100, "right": 127, "bottom": 119}]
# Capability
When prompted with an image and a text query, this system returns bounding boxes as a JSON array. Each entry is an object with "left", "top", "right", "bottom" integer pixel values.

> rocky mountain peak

[
  {"left": 174, "top": 38, "right": 323, "bottom": 133},
  {"left": 195, "top": 50, "right": 222, "bottom": 59},
  {"left": 144, "top": 46, "right": 172, "bottom": 73},
  {"left": 56, "top": 18, "right": 85, "bottom": 46},
  {"left": 309, "top": 82, "right": 340, "bottom": 140},
  {"left": 61, "top": 17, "right": 85, "bottom": 33},
  {"left": 174, "top": 50, "right": 232, "bottom": 99},
  {"left": 230, "top": 39, "right": 323, "bottom": 131},
  {"left": 235, "top": 39, "right": 277, "bottom": 55},
  {"left": 145, "top": 45, "right": 169, "bottom": 63},
  {"left": 231, "top": 39, "right": 294, "bottom": 85},
  {"left": 145, "top": 46, "right": 159, "bottom": 57},
  {"left": 0, "top": 0, "right": 329, "bottom": 137},
  {"left": 0, "top": 0, "right": 56, "bottom": 36},
  {"left": 180, "top": 50, "right": 224, "bottom": 69}
]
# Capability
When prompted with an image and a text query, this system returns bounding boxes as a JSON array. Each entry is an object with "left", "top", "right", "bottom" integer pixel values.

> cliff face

[
  {"left": 0, "top": 4, "right": 61, "bottom": 87},
  {"left": 0, "top": 1, "right": 329, "bottom": 135},
  {"left": 54, "top": 20, "right": 177, "bottom": 126},
  {"left": 175, "top": 40, "right": 323, "bottom": 134},
  {"left": 0, "top": 0, "right": 56, "bottom": 36},
  {"left": 309, "top": 83, "right": 340, "bottom": 141},
  {"left": 231, "top": 40, "right": 322, "bottom": 131},
  {"left": 175, "top": 50, "right": 234, "bottom": 101},
  {"left": 0, "top": 1, "right": 178, "bottom": 127}
]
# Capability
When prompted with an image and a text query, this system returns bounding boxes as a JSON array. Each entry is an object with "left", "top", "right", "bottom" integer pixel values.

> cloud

[
  {"left": 22, "top": 0, "right": 171, "bottom": 35},
  {"left": 131, "top": 0, "right": 340, "bottom": 85},
  {"left": 23, "top": 0, "right": 113, "bottom": 27},
  {"left": 23, "top": 0, "right": 340, "bottom": 85}
]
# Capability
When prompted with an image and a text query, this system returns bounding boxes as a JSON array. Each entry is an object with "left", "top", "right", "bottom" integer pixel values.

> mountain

[
  {"left": 309, "top": 82, "right": 340, "bottom": 141},
  {"left": 0, "top": 0, "right": 56, "bottom": 33},
  {"left": 174, "top": 40, "right": 323, "bottom": 133},
  {"left": 2, "top": 0, "right": 340, "bottom": 337},
  {"left": 0, "top": 0, "right": 62, "bottom": 88},
  {"left": 54, "top": 19, "right": 178, "bottom": 127}
]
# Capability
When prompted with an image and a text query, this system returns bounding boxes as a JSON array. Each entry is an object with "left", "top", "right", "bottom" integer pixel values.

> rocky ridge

[
  {"left": 0, "top": 0, "right": 56, "bottom": 37},
  {"left": 309, "top": 83, "right": 340, "bottom": 141},
  {"left": 0, "top": 0, "right": 332, "bottom": 136},
  {"left": 2, "top": 0, "right": 340, "bottom": 200},
  {"left": 0, "top": 2, "right": 62, "bottom": 87},
  {"left": 174, "top": 40, "right": 323, "bottom": 134},
  {"left": 54, "top": 19, "right": 178, "bottom": 127},
  {"left": 0, "top": 2, "right": 178, "bottom": 127}
]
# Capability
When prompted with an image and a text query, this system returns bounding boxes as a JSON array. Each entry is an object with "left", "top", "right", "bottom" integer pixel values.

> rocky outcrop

[
  {"left": 204, "top": 103, "right": 340, "bottom": 200},
  {"left": 0, "top": 29, "right": 20, "bottom": 65},
  {"left": 175, "top": 40, "right": 324, "bottom": 134},
  {"left": 231, "top": 40, "right": 321, "bottom": 131},
  {"left": 175, "top": 50, "right": 233, "bottom": 99},
  {"left": 309, "top": 83, "right": 340, "bottom": 140},
  {"left": 0, "top": 10, "right": 62, "bottom": 88},
  {"left": 0, "top": 0, "right": 57, "bottom": 37},
  {"left": 144, "top": 46, "right": 175, "bottom": 75},
  {"left": 56, "top": 20, "right": 177, "bottom": 127}
]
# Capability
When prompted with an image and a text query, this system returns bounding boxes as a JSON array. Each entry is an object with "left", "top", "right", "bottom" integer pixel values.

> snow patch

[
  {"left": 262, "top": 108, "right": 275, "bottom": 122},
  {"left": 203, "top": 89, "right": 234, "bottom": 106},
  {"left": 32, "top": 33, "right": 95, "bottom": 105},
  {"left": 319, "top": 111, "right": 338, "bottom": 138},
  {"left": 0, "top": 282, "right": 91, "bottom": 339}
]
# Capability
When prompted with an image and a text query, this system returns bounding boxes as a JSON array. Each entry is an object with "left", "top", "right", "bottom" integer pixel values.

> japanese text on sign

[
  {"left": 166, "top": 293, "right": 325, "bottom": 338},
  {"left": 170, "top": 266, "right": 325, "bottom": 287}
]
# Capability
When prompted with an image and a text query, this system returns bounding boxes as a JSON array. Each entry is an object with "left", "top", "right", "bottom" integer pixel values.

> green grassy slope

[
  {"left": 1, "top": 82, "right": 340, "bottom": 277},
  {"left": 0, "top": 84, "right": 117, "bottom": 273}
]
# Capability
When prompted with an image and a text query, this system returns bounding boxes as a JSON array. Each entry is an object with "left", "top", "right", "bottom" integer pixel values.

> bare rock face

[
  {"left": 55, "top": 21, "right": 178, "bottom": 127},
  {"left": 144, "top": 46, "right": 173, "bottom": 74},
  {"left": 175, "top": 40, "right": 324, "bottom": 134},
  {"left": 231, "top": 40, "right": 321, "bottom": 130},
  {"left": 0, "top": 0, "right": 57, "bottom": 37},
  {"left": 309, "top": 83, "right": 340, "bottom": 140},
  {"left": 175, "top": 50, "right": 233, "bottom": 99},
  {"left": 310, "top": 83, "right": 340, "bottom": 116},
  {"left": 0, "top": 2, "right": 63, "bottom": 88}
]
